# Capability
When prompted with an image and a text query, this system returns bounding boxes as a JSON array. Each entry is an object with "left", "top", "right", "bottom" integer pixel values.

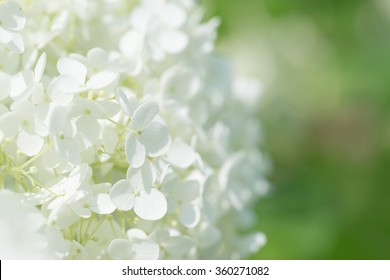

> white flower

[
  {"left": 110, "top": 162, "right": 167, "bottom": 221},
  {"left": 163, "top": 174, "right": 202, "bottom": 228},
  {"left": 0, "top": 0, "right": 268, "bottom": 260},
  {"left": 120, "top": 98, "right": 170, "bottom": 168},
  {"left": 53, "top": 56, "right": 118, "bottom": 95}
]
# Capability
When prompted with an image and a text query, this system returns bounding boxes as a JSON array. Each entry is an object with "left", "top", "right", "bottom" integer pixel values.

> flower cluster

[{"left": 0, "top": 0, "right": 268, "bottom": 259}]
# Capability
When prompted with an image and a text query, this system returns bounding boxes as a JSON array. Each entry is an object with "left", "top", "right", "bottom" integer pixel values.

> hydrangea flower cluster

[{"left": 0, "top": 0, "right": 269, "bottom": 259}]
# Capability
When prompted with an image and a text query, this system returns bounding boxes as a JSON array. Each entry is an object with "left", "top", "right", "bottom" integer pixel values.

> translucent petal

[
  {"left": 117, "top": 87, "right": 138, "bottom": 116},
  {"left": 158, "top": 30, "right": 188, "bottom": 54},
  {"left": 125, "top": 133, "right": 146, "bottom": 168},
  {"left": 86, "top": 71, "right": 117, "bottom": 89},
  {"left": 179, "top": 204, "right": 201, "bottom": 228},
  {"left": 17, "top": 130, "right": 44, "bottom": 156},
  {"left": 0, "top": 1, "right": 26, "bottom": 31},
  {"left": 57, "top": 57, "right": 87, "bottom": 85},
  {"left": 34, "top": 53, "right": 46, "bottom": 82},
  {"left": 165, "top": 140, "right": 196, "bottom": 169},
  {"left": 109, "top": 179, "right": 135, "bottom": 211},
  {"left": 141, "top": 121, "right": 170, "bottom": 157},
  {"left": 126, "top": 160, "right": 156, "bottom": 191},
  {"left": 134, "top": 188, "right": 167, "bottom": 220},
  {"left": 90, "top": 193, "right": 116, "bottom": 214},
  {"left": 131, "top": 101, "right": 159, "bottom": 131}
]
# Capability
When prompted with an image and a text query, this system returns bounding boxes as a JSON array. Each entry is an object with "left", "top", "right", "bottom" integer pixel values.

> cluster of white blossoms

[{"left": 0, "top": 0, "right": 269, "bottom": 259}]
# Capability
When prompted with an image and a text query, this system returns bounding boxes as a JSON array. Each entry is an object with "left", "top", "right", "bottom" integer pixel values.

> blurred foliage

[{"left": 204, "top": 0, "right": 390, "bottom": 259}]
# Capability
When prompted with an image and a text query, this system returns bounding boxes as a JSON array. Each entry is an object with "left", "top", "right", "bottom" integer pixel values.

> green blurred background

[{"left": 204, "top": 0, "right": 390, "bottom": 259}]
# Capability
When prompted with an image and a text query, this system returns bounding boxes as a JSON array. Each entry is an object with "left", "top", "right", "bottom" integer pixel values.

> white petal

[
  {"left": 117, "top": 87, "right": 138, "bottom": 116},
  {"left": 0, "top": 112, "right": 19, "bottom": 141},
  {"left": 109, "top": 179, "right": 135, "bottom": 211},
  {"left": 34, "top": 53, "right": 46, "bottom": 82},
  {"left": 86, "top": 71, "right": 117, "bottom": 89},
  {"left": 70, "top": 204, "right": 91, "bottom": 218},
  {"left": 86, "top": 48, "right": 107, "bottom": 69},
  {"left": 177, "top": 180, "right": 201, "bottom": 202},
  {"left": 130, "top": 239, "right": 159, "bottom": 260},
  {"left": 119, "top": 30, "right": 143, "bottom": 58},
  {"left": 126, "top": 160, "right": 156, "bottom": 191},
  {"left": 0, "top": 72, "right": 11, "bottom": 101},
  {"left": 108, "top": 239, "right": 134, "bottom": 259},
  {"left": 161, "top": 4, "right": 186, "bottom": 28},
  {"left": 52, "top": 75, "right": 85, "bottom": 94},
  {"left": 163, "top": 236, "right": 195, "bottom": 257},
  {"left": 0, "top": 27, "right": 12, "bottom": 43},
  {"left": 94, "top": 101, "right": 120, "bottom": 118},
  {"left": 141, "top": 122, "right": 170, "bottom": 157},
  {"left": 165, "top": 140, "right": 196, "bottom": 169},
  {"left": 6, "top": 32, "right": 24, "bottom": 54},
  {"left": 17, "top": 130, "right": 44, "bottom": 156},
  {"left": 75, "top": 115, "right": 100, "bottom": 148},
  {"left": 179, "top": 204, "right": 201, "bottom": 228},
  {"left": 158, "top": 30, "right": 188, "bottom": 54},
  {"left": 0, "top": 1, "right": 26, "bottom": 31},
  {"left": 10, "top": 69, "right": 34, "bottom": 99},
  {"left": 131, "top": 101, "right": 159, "bottom": 131},
  {"left": 126, "top": 228, "right": 147, "bottom": 241},
  {"left": 108, "top": 239, "right": 159, "bottom": 260},
  {"left": 125, "top": 133, "right": 146, "bottom": 168},
  {"left": 57, "top": 57, "right": 87, "bottom": 85},
  {"left": 90, "top": 193, "right": 116, "bottom": 214},
  {"left": 134, "top": 188, "right": 167, "bottom": 220}
]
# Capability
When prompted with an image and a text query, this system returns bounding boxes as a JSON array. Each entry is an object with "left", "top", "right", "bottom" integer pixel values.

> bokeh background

[{"left": 204, "top": 0, "right": 390, "bottom": 259}]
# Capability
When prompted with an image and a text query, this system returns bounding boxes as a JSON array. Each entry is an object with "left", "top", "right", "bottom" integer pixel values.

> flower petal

[
  {"left": 0, "top": 1, "right": 26, "bottom": 31},
  {"left": 158, "top": 30, "right": 188, "bottom": 54},
  {"left": 108, "top": 239, "right": 159, "bottom": 260},
  {"left": 163, "top": 236, "right": 195, "bottom": 258},
  {"left": 141, "top": 121, "right": 170, "bottom": 157},
  {"left": 34, "top": 53, "right": 46, "bottom": 83},
  {"left": 125, "top": 133, "right": 146, "bottom": 168},
  {"left": 57, "top": 57, "right": 87, "bottom": 85},
  {"left": 129, "top": 239, "right": 159, "bottom": 260},
  {"left": 86, "top": 71, "right": 117, "bottom": 89},
  {"left": 134, "top": 188, "right": 167, "bottom": 220},
  {"left": 17, "top": 130, "right": 44, "bottom": 156},
  {"left": 109, "top": 179, "right": 135, "bottom": 211},
  {"left": 90, "top": 193, "right": 116, "bottom": 214},
  {"left": 165, "top": 140, "right": 196, "bottom": 169},
  {"left": 179, "top": 204, "right": 201, "bottom": 228},
  {"left": 0, "top": 72, "right": 11, "bottom": 101},
  {"left": 131, "top": 101, "right": 159, "bottom": 131}
]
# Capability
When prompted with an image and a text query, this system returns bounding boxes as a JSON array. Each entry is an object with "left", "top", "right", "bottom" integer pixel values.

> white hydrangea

[{"left": 0, "top": 0, "right": 268, "bottom": 259}]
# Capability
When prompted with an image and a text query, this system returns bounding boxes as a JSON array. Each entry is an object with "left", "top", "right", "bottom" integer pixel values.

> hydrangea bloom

[{"left": 0, "top": 0, "right": 268, "bottom": 259}]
